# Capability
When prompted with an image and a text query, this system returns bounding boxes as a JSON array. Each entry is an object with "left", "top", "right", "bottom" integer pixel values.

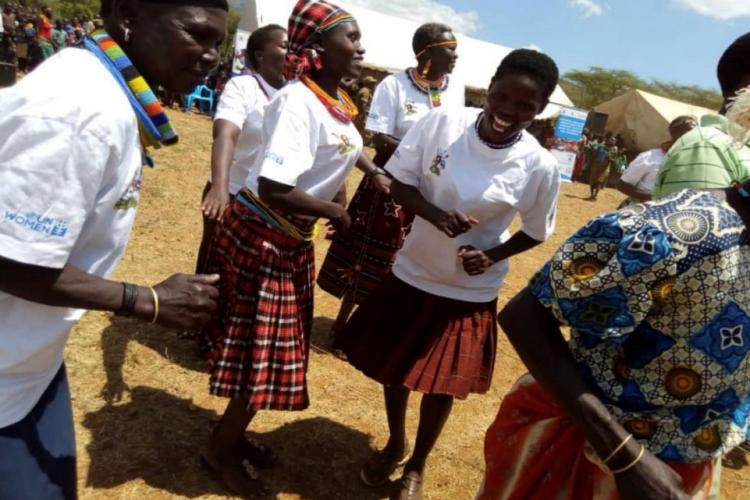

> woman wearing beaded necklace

[
  {"left": 339, "top": 49, "right": 562, "bottom": 500},
  {"left": 317, "top": 23, "right": 464, "bottom": 348},
  {"left": 199, "top": 0, "right": 381, "bottom": 495},
  {"left": 0, "top": 0, "right": 226, "bottom": 497}
]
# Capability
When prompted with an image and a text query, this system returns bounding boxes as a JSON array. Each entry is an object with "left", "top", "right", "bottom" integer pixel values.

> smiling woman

[
  {"left": 0, "top": 0, "right": 227, "bottom": 498},
  {"left": 197, "top": 0, "right": 376, "bottom": 496}
]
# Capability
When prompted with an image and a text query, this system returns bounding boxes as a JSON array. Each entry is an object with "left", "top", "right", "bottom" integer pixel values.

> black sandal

[
  {"left": 360, "top": 443, "right": 410, "bottom": 487},
  {"left": 239, "top": 436, "right": 277, "bottom": 469},
  {"left": 200, "top": 450, "right": 267, "bottom": 497}
]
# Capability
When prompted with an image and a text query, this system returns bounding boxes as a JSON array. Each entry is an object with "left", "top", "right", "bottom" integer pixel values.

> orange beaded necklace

[{"left": 300, "top": 74, "right": 359, "bottom": 124}]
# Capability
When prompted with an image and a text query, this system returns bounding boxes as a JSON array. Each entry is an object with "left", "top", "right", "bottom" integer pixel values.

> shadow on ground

[{"left": 83, "top": 386, "right": 384, "bottom": 499}]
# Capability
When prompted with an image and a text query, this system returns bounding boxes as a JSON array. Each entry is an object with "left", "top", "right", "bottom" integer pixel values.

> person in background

[
  {"left": 200, "top": 0, "right": 380, "bottom": 494},
  {"left": 653, "top": 33, "right": 750, "bottom": 199},
  {"left": 617, "top": 116, "right": 697, "bottom": 205},
  {"left": 586, "top": 134, "right": 618, "bottom": 201},
  {"left": 2, "top": 5, "right": 15, "bottom": 35},
  {"left": 50, "top": 19, "right": 67, "bottom": 51},
  {"left": 196, "top": 24, "right": 288, "bottom": 274},
  {"left": 0, "top": 0, "right": 227, "bottom": 497},
  {"left": 341, "top": 49, "right": 561, "bottom": 500},
  {"left": 353, "top": 74, "right": 376, "bottom": 137},
  {"left": 36, "top": 6, "right": 54, "bottom": 60},
  {"left": 480, "top": 177, "right": 750, "bottom": 498},
  {"left": 82, "top": 15, "right": 95, "bottom": 35},
  {"left": 572, "top": 129, "right": 590, "bottom": 182},
  {"left": 317, "top": 22, "right": 463, "bottom": 350}
]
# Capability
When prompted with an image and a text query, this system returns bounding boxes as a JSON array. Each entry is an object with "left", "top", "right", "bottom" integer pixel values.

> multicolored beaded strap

[
  {"left": 83, "top": 31, "right": 178, "bottom": 149},
  {"left": 407, "top": 68, "right": 448, "bottom": 108},
  {"left": 300, "top": 74, "right": 359, "bottom": 124}
]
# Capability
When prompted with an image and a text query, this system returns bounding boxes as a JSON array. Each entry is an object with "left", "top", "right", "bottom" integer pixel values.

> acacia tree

[{"left": 561, "top": 66, "right": 723, "bottom": 111}]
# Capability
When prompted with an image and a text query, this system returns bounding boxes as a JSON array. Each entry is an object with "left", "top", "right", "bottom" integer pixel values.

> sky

[{"left": 339, "top": 0, "right": 750, "bottom": 92}]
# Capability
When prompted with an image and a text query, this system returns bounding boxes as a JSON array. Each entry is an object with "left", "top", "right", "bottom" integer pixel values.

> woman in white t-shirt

[
  {"left": 0, "top": 2, "right": 226, "bottom": 498},
  {"left": 199, "top": 1, "right": 384, "bottom": 494},
  {"left": 318, "top": 23, "right": 464, "bottom": 344},
  {"left": 340, "top": 49, "right": 562, "bottom": 499},
  {"left": 195, "top": 24, "right": 288, "bottom": 273}
]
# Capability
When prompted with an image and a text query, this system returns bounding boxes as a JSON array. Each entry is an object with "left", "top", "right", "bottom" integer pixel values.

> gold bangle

[
  {"left": 603, "top": 434, "right": 633, "bottom": 465},
  {"left": 610, "top": 444, "right": 646, "bottom": 475},
  {"left": 149, "top": 287, "right": 159, "bottom": 324}
]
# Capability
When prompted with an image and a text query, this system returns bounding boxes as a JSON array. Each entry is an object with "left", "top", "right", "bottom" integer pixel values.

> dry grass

[{"left": 67, "top": 111, "right": 749, "bottom": 499}]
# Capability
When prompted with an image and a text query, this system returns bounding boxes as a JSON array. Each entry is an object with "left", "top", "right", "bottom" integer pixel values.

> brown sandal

[
  {"left": 359, "top": 443, "right": 410, "bottom": 487},
  {"left": 392, "top": 471, "right": 423, "bottom": 500}
]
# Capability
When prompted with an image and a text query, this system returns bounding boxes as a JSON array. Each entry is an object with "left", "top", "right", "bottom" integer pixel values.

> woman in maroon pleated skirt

[{"left": 341, "top": 49, "right": 563, "bottom": 499}]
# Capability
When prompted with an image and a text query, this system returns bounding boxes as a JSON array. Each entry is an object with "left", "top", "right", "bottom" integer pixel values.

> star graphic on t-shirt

[{"left": 384, "top": 200, "right": 402, "bottom": 218}]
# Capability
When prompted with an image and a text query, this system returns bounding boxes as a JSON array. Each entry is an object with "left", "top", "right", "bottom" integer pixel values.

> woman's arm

[
  {"left": 0, "top": 257, "right": 219, "bottom": 330},
  {"left": 258, "top": 177, "right": 351, "bottom": 231},
  {"left": 355, "top": 152, "right": 391, "bottom": 194},
  {"left": 202, "top": 119, "right": 241, "bottom": 221},
  {"left": 459, "top": 232, "right": 542, "bottom": 276},
  {"left": 498, "top": 290, "right": 690, "bottom": 500},
  {"left": 390, "top": 179, "right": 476, "bottom": 238},
  {"left": 373, "top": 133, "right": 400, "bottom": 160},
  {"left": 617, "top": 179, "right": 652, "bottom": 202}
]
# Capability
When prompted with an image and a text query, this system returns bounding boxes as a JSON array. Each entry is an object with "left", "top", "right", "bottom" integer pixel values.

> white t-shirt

[
  {"left": 620, "top": 148, "right": 665, "bottom": 193},
  {"left": 212, "top": 73, "right": 279, "bottom": 195},
  {"left": 0, "top": 48, "right": 142, "bottom": 427},
  {"left": 387, "top": 108, "right": 561, "bottom": 303},
  {"left": 365, "top": 70, "right": 465, "bottom": 140},
  {"left": 247, "top": 80, "right": 363, "bottom": 202}
]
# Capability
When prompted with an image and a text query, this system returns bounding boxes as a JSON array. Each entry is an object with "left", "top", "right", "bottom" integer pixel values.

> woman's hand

[
  {"left": 327, "top": 203, "right": 352, "bottom": 233},
  {"left": 371, "top": 173, "right": 392, "bottom": 194},
  {"left": 431, "top": 210, "right": 478, "bottom": 238},
  {"left": 201, "top": 184, "right": 230, "bottom": 222},
  {"left": 458, "top": 245, "right": 495, "bottom": 276},
  {"left": 615, "top": 450, "right": 690, "bottom": 500},
  {"left": 137, "top": 274, "right": 220, "bottom": 330}
]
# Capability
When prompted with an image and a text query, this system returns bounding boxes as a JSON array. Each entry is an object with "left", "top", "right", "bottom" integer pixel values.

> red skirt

[
  {"left": 478, "top": 375, "right": 715, "bottom": 500},
  {"left": 317, "top": 175, "right": 415, "bottom": 304},
  {"left": 340, "top": 274, "right": 497, "bottom": 399},
  {"left": 201, "top": 200, "right": 315, "bottom": 411}
]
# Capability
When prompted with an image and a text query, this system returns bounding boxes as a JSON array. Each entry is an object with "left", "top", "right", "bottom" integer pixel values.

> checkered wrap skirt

[{"left": 202, "top": 200, "right": 315, "bottom": 411}]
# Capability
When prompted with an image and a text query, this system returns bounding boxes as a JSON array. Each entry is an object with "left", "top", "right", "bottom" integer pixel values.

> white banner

[
  {"left": 231, "top": 29, "right": 251, "bottom": 76},
  {"left": 548, "top": 107, "right": 589, "bottom": 182}
]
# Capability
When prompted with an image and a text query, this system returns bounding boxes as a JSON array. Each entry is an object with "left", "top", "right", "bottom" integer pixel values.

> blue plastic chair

[{"left": 184, "top": 85, "right": 215, "bottom": 114}]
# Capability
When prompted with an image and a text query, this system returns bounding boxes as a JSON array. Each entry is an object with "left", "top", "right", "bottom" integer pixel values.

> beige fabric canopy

[{"left": 594, "top": 89, "right": 717, "bottom": 152}]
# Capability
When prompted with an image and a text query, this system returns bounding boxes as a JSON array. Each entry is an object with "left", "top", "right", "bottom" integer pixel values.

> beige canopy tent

[{"left": 593, "top": 89, "right": 717, "bottom": 152}]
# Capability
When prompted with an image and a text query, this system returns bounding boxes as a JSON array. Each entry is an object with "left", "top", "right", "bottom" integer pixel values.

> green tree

[
  {"left": 561, "top": 66, "right": 723, "bottom": 111},
  {"left": 57, "top": 0, "right": 100, "bottom": 19}
]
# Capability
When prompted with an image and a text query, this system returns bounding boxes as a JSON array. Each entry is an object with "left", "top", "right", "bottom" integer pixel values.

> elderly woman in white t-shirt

[
  {"left": 340, "top": 49, "right": 562, "bottom": 500},
  {"left": 0, "top": 0, "right": 226, "bottom": 497},
  {"left": 195, "top": 24, "right": 288, "bottom": 273},
  {"left": 318, "top": 22, "right": 464, "bottom": 345}
]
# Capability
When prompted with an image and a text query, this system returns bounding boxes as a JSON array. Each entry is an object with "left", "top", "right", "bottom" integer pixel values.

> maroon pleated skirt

[{"left": 340, "top": 274, "right": 498, "bottom": 399}]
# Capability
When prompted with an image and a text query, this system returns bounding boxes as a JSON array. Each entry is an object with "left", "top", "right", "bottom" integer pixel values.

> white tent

[
  {"left": 239, "top": 0, "right": 573, "bottom": 118},
  {"left": 594, "top": 89, "right": 717, "bottom": 151}
]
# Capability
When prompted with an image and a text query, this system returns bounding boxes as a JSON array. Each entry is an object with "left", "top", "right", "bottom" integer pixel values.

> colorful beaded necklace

[
  {"left": 83, "top": 31, "right": 178, "bottom": 151},
  {"left": 407, "top": 68, "right": 448, "bottom": 108},
  {"left": 300, "top": 74, "right": 359, "bottom": 124}
]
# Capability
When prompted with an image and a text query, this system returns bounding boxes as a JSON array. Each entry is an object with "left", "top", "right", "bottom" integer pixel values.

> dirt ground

[{"left": 67, "top": 111, "right": 749, "bottom": 499}]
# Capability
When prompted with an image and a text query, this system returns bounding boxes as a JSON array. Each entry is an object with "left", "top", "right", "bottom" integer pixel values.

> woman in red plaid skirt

[
  {"left": 340, "top": 50, "right": 563, "bottom": 500},
  {"left": 199, "top": 0, "right": 388, "bottom": 495}
]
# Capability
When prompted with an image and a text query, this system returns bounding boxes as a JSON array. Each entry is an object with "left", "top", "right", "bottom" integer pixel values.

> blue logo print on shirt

[{"left": 3, "top": 211, "right": 69, "bottom": 238}]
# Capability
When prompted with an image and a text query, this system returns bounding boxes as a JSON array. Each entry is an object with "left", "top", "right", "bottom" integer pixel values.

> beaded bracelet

[{"left": 115, "top": 283, "right": 138, "bottom": 317}]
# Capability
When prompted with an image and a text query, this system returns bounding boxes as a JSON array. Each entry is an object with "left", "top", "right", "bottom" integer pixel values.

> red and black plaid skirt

[
  {"left": 317, "top": 174, "right": 415, "bottom": 304},
  {"left": 201, "top": 200, "right": 315, "bottom": 411},
  {"left": 340, "top": 274, "right": 498, "bottom": 399}
]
